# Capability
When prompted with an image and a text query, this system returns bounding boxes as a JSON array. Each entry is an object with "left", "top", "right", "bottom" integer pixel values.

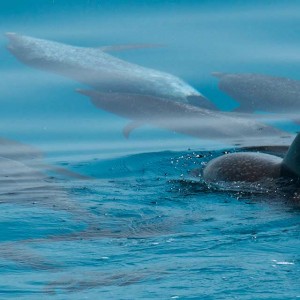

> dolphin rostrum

[
  {"left": 203, "top": 132, "right": 300, "bottom": 184},
  {"left": 76, "top": 89, "right": 289, "bottom": 145},
  {"left": 213, "top": 72, "right": 300, "bottom": 113},
  {"left": 6, "top": 32, "right": 215, "bottom": 108}
]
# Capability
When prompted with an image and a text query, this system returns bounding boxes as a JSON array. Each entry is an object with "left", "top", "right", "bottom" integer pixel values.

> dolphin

[
  {"left": 203, "top": 132, "right": 300, "bottom": 184},
  {"left": 0, "top": 137, "right": 43, "bottom": 164},
  {"left": 213, "top": 72, "right": 300, "bottom": 113},
  {"left": 0, "top": 137, "right": 88, "bottom": 179},
  {"left": 5, "top": 32, "right": 215, "bottom": 108},
  {"left": 76, "top": 89, "right": 289, "bottom": 145},
  {"left": 0, "top": 137, "right": 90, "bottom": 214}
]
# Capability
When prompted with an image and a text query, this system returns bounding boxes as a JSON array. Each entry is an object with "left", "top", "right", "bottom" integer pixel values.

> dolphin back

[{"left": 281, "top": 133, "right": 300, "bottom": 179}]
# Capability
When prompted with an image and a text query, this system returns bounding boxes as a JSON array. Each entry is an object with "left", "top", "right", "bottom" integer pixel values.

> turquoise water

[{"left": 1, "top": 1, "right": 300, "bottom": 298}]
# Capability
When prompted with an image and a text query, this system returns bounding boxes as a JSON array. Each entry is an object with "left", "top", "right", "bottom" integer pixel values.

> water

[{"left": 1, "top": 1, "right": 300, "bottom": 299}]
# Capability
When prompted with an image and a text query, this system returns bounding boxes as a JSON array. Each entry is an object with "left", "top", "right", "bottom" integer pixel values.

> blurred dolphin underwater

[
  {"left": 213, "top": 72, "right": 300, "bottom": 123},
  {"left": 2, "top": 1, "right": 300, "bottom": 296}
]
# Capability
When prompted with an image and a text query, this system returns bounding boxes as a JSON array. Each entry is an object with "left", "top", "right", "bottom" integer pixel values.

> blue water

[{"left": 1, "top": 1, "right": 300, "bottom": 299}]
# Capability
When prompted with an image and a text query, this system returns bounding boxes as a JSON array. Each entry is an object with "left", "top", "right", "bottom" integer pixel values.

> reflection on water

[{"left": 1, "top": 1, "right": 300, "bottom": 299}]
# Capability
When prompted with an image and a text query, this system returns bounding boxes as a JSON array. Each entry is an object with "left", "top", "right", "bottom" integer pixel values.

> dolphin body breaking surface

[
  {"left": 6, "top": 32, "right": 214, "bottom": 108},
  {"left": 203, "top": 132, "right": 300, "bottom": 184},
  {"left": 213, "top": 72, "right": 300, "bottom": 113}
]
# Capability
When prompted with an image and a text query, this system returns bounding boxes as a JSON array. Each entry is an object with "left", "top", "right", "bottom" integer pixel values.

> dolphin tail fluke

[{"left": 281, "top": 133, "right": 300, "bottom": 178}]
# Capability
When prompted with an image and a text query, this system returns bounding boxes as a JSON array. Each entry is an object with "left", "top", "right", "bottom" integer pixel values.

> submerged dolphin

[
  {"left": 77, "top": 89, "right": 288, "bottom": 145},
  {"left": 203, "top": 132, "right": 300, "bottom": 183},
  {"left": 213, "top": 72, "right": 300, "bottom": 113},
  {"left": 0, "top": 137, "right": 88, "bottom": 179},
  {"left": 5, "top": 32, "right": 215, "bottom": 108},
  {"left": 0, "top": 138, "right": 88, "bottom": 202}
]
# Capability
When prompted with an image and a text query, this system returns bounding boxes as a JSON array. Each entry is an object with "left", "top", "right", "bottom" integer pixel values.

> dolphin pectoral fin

[
  {"left": 99, "top": 44, "right": 164, "bottom": 52},
  {"left": 123, "top": 121, "right": 144, "bottom": 139},
  {"left": 76, "top": 89, "right": 101, "bottom": 107}
]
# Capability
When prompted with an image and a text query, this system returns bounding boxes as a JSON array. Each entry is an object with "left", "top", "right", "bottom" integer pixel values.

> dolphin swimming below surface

[
  {"left": 0, "top": 137, "right": 89, "bottom": 206},
  {"left": 77, "top": 89, "right": 290, "bottom": 146},
  {"left": 5, "top": 32, "right": 215, "bottom": 108},
  {"left": 203, "top": 132, "right": 300, "bottom": 184},
  {"left": 213, "top": 72, "right": 300, "bottom": 114}
]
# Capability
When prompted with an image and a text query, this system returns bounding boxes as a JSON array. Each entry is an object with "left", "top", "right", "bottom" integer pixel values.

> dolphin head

[
  {"left": 6, "top": 33, "right": 39, "bottom": 60},
  {"left": 5, "top": 32, "right": 66, "bottom": 67}
]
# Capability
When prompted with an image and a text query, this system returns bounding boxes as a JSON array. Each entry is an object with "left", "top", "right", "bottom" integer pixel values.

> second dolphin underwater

[{"left": 213, "top": 72, "right": 300, "bottom": 116}]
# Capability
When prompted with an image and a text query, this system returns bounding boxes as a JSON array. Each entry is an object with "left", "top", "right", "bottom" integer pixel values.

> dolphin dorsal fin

[
  {"left": 282, "top": 133, "right": 300, "bottom": 178},
  {"left": 99, "top": 44, "right": 164, "bottom": 52}
]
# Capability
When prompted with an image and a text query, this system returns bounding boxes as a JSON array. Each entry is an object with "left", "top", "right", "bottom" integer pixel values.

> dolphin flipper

[{"left": 77, "top": 89, "right": 145, "bottom": 138}]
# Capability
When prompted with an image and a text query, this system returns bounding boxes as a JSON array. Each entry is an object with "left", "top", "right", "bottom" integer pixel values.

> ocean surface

[{"left": 0, "top": 1, "right": 300, "bottom": 299}]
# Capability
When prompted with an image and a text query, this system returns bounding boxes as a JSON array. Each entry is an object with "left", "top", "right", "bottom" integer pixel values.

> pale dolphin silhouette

[
  {"left": 213, "top": 72, "right": 300, "bottom": 114},
  {"left": 5, "top": 32, "right": 215, "bottom": 108}
]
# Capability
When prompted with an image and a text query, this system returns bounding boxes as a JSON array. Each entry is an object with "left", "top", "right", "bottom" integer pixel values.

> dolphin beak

[
  {"left": 5, "top": 32, "right": 22, "bottom": 51},
  {"left": 5, "top": 32, "right": 19, "bottom": 41}
]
